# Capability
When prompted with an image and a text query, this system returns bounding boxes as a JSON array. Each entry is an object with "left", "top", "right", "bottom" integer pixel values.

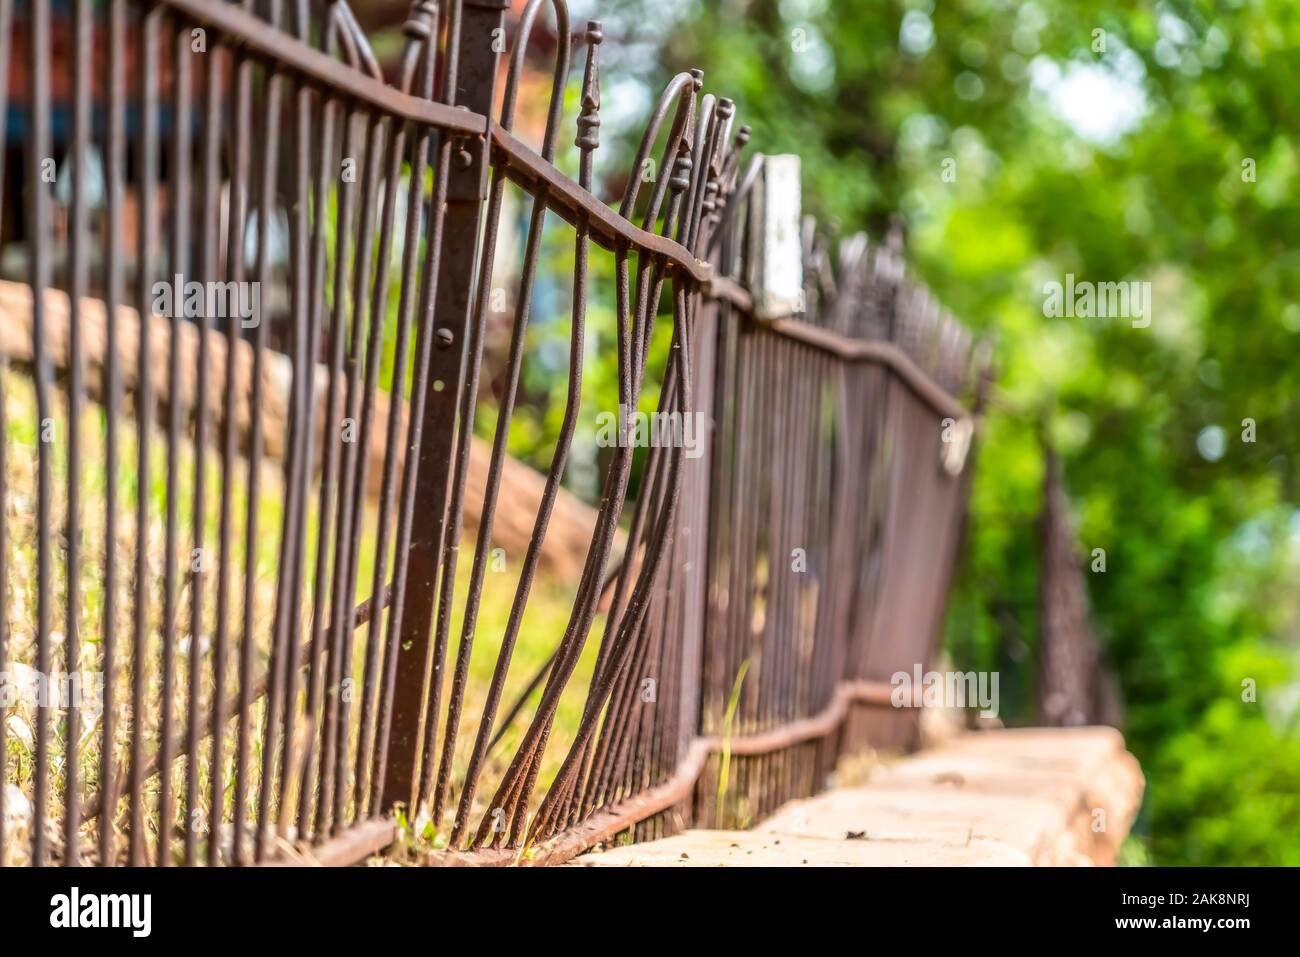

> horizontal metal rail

[
  {"left": 289, "top": 678, "right": 898, "bottom": 867},
  {"left": 155, "top": 0, "right": 484, "bottom": 134},
  {"left": 156, "top": 0, "right": 970, "bottom": 421}
]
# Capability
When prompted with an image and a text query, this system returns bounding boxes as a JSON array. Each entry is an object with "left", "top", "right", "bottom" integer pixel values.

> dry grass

[{"left": 1, "top": 366, "right": 598, "bottom": 864}]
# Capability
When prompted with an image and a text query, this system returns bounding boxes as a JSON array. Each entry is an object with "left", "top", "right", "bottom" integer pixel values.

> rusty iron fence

[{"left": 0, "top": 0, "right": 987, "bottom": 866}]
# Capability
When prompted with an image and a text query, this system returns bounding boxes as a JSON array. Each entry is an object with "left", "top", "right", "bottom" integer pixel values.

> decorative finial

[
  {"left": 402, "top": 0, "right": 438, "bottom": 40},
  {"left": 670, "top": 70, "right": 702, "bottom": 194},
  {"left": 669, "top": 141, "right": 694, "bottom": 194},
  {"left": 576, "top": 20, "right": 603, "bottom": 156}
]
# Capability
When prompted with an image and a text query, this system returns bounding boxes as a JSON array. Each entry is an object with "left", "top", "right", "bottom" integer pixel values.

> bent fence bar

[{"left": 0, "top": 0, "right": 988, "bottom": 866}]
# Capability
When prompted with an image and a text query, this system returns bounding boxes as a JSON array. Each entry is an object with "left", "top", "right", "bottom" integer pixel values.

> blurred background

[{"left": 3, "top": 0, "right": 1296, "bottom": 865}]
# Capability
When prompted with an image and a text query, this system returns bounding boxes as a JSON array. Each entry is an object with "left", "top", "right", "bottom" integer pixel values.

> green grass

[{"left": 715, "top": 659, "right": 751, "bottom": 829}]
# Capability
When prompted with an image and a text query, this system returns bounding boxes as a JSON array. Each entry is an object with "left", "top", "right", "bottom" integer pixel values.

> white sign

[{"left": 747, "top": 154, "right": 803, "bottom": 319}]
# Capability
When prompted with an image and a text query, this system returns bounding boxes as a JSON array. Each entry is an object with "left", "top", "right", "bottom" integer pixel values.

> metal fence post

[{"left": 381, "top": 0, "right": 509, "bottom": 814}]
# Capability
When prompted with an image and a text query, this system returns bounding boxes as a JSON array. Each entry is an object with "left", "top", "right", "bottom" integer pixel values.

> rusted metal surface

[
  {"left": 381, "top": 0, "right": 510, "bottom": 827},
  {"left": 344, "top": 678, "right": 896, "bottom": 868},
  {"left": 0, "top": 0, "right": 984, "bottom": 867}
]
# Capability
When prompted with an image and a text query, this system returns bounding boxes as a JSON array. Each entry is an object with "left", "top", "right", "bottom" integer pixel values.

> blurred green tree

[{"left": 586, "top": 0, "right": 1300, "bottom": 865}]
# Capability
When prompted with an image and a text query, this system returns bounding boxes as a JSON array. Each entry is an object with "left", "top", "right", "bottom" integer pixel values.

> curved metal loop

[
  {"left": 702, "top": 126, "right": 753, "bottom": 260},
  {"left": 619, "top": 70, "right": 699, "bottom": 221},
  {"left": 392, "top": 1, "right": 440, "bottom": 95},
  {"left": 499, "top": 0, "right": 572, "bottom": 162},
  {"left": 329, "top": 7, "right": 360, "bottom": 71},
  {"left": 679, "top": 91, "right": 715, "bottom": 251},
  {"left": 331, "top": 0, "right": 383, "bottom": 80},
  {"left": 694, "top": 96, "right": 735, "bottom": 249}
]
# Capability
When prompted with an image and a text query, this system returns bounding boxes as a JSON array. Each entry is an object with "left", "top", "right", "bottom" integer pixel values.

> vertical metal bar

[
  {"left": 334, "top": 100, "right": 401, "bottom": 825},
  {"left": 157, "top": 16, "right": 193, "bottom": 867},
  {"left": 216, "top": 3, "right": 254, "bottom": 868},
  {"left": 253, "top": 0, "right": 297, "bottom": 864},
  {"left": 0, "top": 0, "right": 10, "bottom": 223},
  {"left": 0, "top": 0, "right": 11, "bottom": 868},
  {"left": 257, "top": 86, "right": 305, "bottom": 864},
  {"left": 28, "top": 0, "right": 54, "bottom": 869},
  {"left": 315, "top": 92, "right": 378, "bottom": 849},
  {"left": 234, "top": 50, "right": 282, "bottom": 867},
  {"left": 186, "top": 11, "right": 223, "bottom": 867},
  {"left": 62, "top": 0, "right": 92, "bottom": 866},
  {"left": 354, "top": 22, "right": 436, "bottom": 818},
  {"left": 381, "top": 0, "right": 510, "bottom": 816},
  {"left": 322, "top": 109, "right": 386, "bottom": 835},
  {"left": 98, "top": 0, "right": 126, "bottom": 869},
  {"left": 129, "top": 4, "right": 162, "bottom": 869},
  {"left": 297, "top": 21, "right": 349, "bottom": 841},
  {"left": 269, "top": 0, "right": 321, "bottom": 845}
]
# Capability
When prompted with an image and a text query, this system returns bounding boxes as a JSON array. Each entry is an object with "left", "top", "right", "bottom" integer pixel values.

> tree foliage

[{"left": 596, "top": 0, "right": 1300, "bottom": 865}]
